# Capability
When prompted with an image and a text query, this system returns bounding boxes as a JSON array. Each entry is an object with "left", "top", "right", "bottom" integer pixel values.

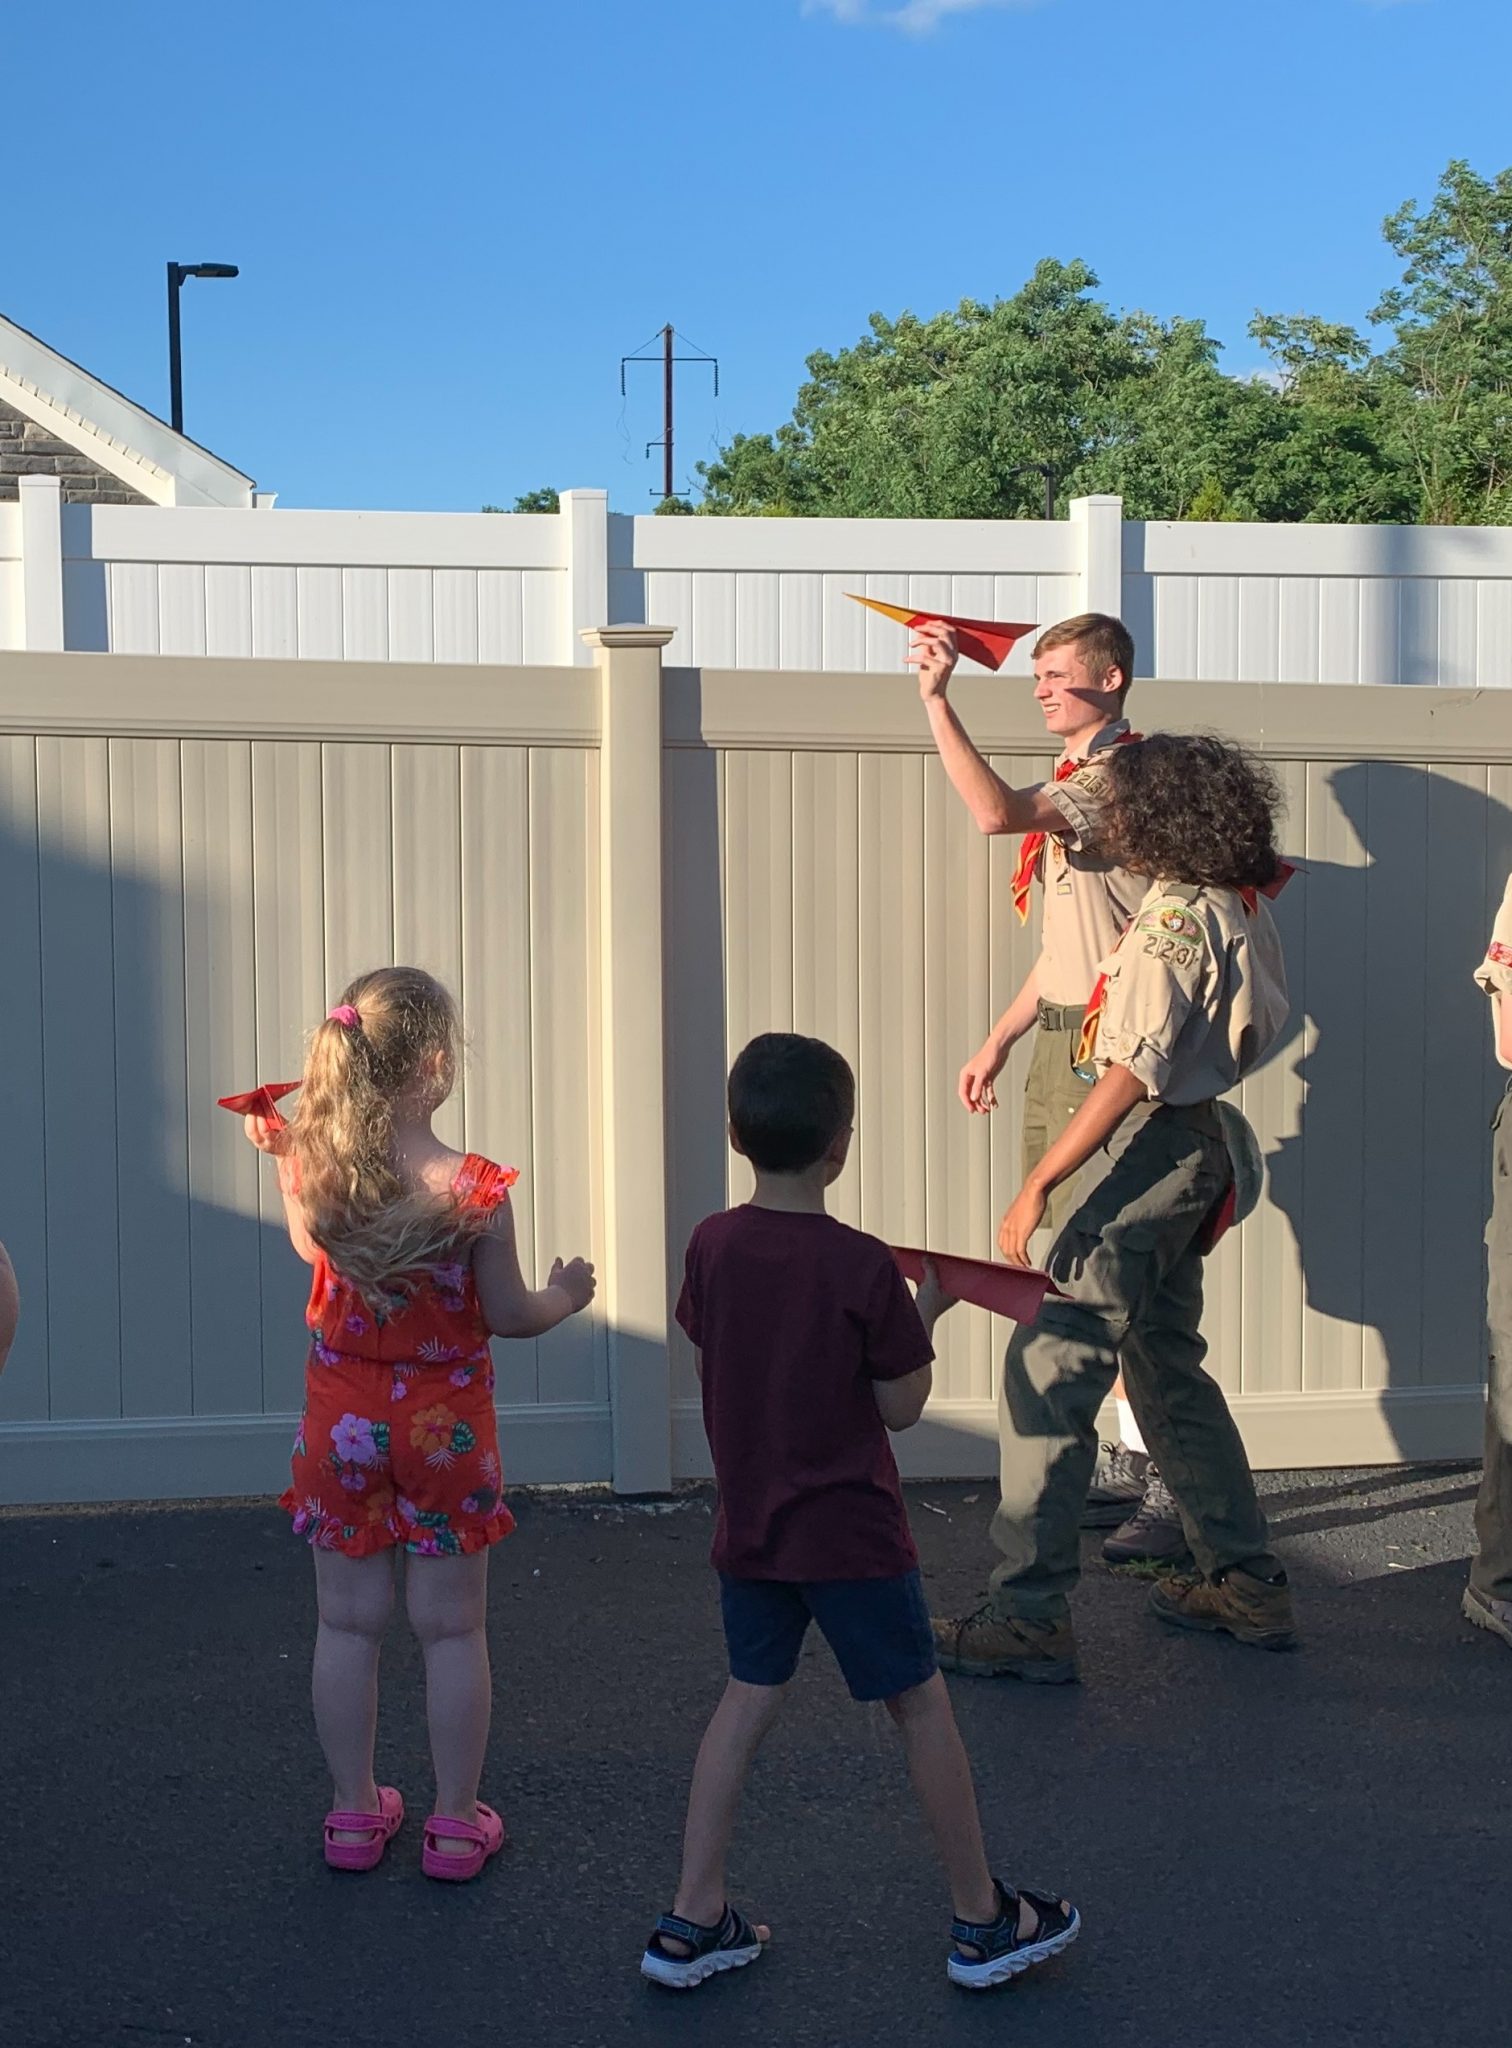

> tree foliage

[{"left": 695, "top": 160, "right": 1512, "bottom": 526}]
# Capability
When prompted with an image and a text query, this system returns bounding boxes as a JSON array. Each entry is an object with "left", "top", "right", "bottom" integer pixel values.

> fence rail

[
  {"left": 4, "top": 483, "right": 1511, "bottom": 688},
  {"left": 0, "top": 643, "right": 1507, "bottom": 1506}
]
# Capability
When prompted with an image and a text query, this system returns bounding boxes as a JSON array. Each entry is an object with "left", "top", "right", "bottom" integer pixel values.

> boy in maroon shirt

[{"left": 641, "top": 1033, "right": 1078, "bottom": 1993}]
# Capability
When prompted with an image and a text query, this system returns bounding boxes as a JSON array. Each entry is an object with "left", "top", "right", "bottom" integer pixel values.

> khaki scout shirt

[
  {"left": 1033, "top": 720, "right": 1147, "bottom": 1006},
  {"left": 1093, "top": 880, "right": 1290, "bottom": 1105},
  {"left": 1476, "top": 873, "right": 1512, "bottom": 1073}
]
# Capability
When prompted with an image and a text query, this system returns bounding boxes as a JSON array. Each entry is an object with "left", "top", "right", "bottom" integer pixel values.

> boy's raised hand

[
  {"left": 913, "top": 1255, "right": 958, "bottom": 1332},
  {"left": 549, "top": 1255, "right": 597, "bottom": 1315},
  {"left": 909, "top": 621, "right": 959, "bottom": 702}
]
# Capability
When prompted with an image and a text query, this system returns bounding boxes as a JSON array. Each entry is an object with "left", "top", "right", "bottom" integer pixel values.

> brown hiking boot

[
  {"left": 1148, "top": 1566, "right": 1298, "bottom": 1650},
  {"left": 932, "top": 1605, "right": 1078, "bottom": 1684}
]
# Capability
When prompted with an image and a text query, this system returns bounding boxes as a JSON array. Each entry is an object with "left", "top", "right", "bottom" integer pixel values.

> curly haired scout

[{"left": 933, "top": 734, "right": 1299, "bottom": 1683}]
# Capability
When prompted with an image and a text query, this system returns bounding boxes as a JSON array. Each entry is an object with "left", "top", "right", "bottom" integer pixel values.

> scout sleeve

[
  {"left": 1040, "top": 761, "right": 1113, "bottom": 852},
  {"left": 1096, "top": 895, "right": 1211, "bottom": 1099}
]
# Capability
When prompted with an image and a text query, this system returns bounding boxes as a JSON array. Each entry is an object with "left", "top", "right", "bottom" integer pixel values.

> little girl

[{"left": 245, "top": 966, "right": 595, "bottom": 1876}]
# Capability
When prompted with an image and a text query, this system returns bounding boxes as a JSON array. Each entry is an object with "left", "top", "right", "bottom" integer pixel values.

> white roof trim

[{"left": 0, "top": 314, "right": 255, "bottom": 508}]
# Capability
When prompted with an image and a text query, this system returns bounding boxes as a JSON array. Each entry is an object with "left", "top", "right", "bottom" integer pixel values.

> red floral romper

[{"left": 280, "top": 1154, "right": 520, "bottom": 1559}]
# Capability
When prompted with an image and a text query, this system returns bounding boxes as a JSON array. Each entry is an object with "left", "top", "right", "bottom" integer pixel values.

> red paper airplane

[
  {"left": 1239, "top": 861, "right": 1299, "bottom": 913},
  {"left": 846, "top": 594, "right": 1037, "bottom": 673},
  {"left": 217, "top": 1081, "right": 301, "bottom": 1130},
  {"left": 892, "top": 1246, "right": 1061, "bottom": 1325}
]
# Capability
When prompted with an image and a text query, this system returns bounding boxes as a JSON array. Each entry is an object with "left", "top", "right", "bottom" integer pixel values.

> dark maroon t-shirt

[{"left": 676, "top": 1205, "right": 934, "bottom": 1581}]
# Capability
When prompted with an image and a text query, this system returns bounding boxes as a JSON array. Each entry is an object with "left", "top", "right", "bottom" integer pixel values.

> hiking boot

[
  {"left": 1080, "top": 1441, "right": 1151, "bottom": 1529},
  {"left": 1102, "top": 1467, "right": 1192, "bottom": 1567},
  {"left": 932, "top": 1605, "right": 1078, "bottom": 1684},
  {"left": 1149, "top": 1566, "right": 1298, "bottom": 1650},
  {"left": 1462, "top": 1584, "right": 1512, "bottom": 1650}
]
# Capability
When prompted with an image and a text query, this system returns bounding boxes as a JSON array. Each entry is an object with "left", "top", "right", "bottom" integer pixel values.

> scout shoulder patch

[
  {"left": 1062, "top": 763, "right": 1112, "bottom": 803},
  {"left": 1135, "top": 897, "right": 1208, "bottom": 970}
]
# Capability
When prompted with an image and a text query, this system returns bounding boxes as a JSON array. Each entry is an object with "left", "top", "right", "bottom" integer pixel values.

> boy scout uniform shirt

[
  {"left": 1475, "top": 873, "right": 1512, "bottom": 1072},
  {"left": 1092, "top": 881, "right": 1289, "bottom": 1105},
  {"left": 1035, "top": 720, "right": 1148, "bottom": 1007}
]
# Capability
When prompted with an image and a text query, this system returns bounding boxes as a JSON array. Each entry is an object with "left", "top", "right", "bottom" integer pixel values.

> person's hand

[
  {"left": 243, "top": 1112, "right": 288, "bottom": 1157},
  {"left": 913, "top": 1256, "right": 957, "bottom": 1329},
  {"left": 958, "top": 1039, "right": 1006, "bottom": 1114},
  {"left": 549, "top": 1255, "right": 597, "bottom": 1314},
  {"left": 908, "top": 621, "right": 958, "bottom": 702},
  {"left": 998, "top": 1185, "right": 1047, "bottom": 1267}
]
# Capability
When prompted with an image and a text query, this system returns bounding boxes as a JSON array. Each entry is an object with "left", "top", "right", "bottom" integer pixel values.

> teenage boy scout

[
  {"left": 932, "top": 735, "right": 1297, "bottom": 1682},
  {"left": 916, "top": 613, "right": 1145, "bottom": 1235},
  {"left": 1465, "top": 872, "right": 1512, "bottom": 1652},
  {"left": 915, "top": 613, "right": 1177, "bottom": 1550}
]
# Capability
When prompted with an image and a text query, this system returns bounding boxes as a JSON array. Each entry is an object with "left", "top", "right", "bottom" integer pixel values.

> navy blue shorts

[{"left": 718, "top": 1568, "right": 938, "bottom": 1703}]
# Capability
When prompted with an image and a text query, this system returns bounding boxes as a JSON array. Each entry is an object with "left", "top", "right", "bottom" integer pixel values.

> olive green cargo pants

[
  {"left": 1020, "top": 1010, "right": 1091, "bottom": 1236},
  {"left": 990, "top": 1098, "right": 1280, "bottom": 1625},
  {"left": 1471, "top": 1083, "right": 1512, "bottom": 1604}
]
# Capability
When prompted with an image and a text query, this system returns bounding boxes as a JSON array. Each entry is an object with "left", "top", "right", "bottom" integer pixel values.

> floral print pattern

[{"left": 279, "top": 1154, "right": 521, "bottom": 1558}]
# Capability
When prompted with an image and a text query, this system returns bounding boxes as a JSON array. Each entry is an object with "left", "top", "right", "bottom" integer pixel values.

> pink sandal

[
  {"left": 422, "top": 1802, "right": 507, "bottom": 1882},
  {"left": 323, "top": 1786, "right": 405, "bottom": 1872}
]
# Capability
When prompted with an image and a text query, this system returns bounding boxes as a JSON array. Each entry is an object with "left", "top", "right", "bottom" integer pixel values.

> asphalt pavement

[{"left": 3, "top": 1466, "right": 1508, "bottom": 2048}]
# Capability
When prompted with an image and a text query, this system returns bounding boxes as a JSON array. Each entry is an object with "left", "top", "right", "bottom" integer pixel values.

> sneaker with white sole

[
  {"left": 641, "top": 1903, "right": 765, "bottom": 1990},
  {"left": 1081, "top": 1441, "right": 1150, "bottom": 1529},
  {"left": 948, "top": 1880, "right": 1081, "bottom": 1990},
  {"left": 1462, "top": 1583, "right": 1512, "bottom": 1650}
]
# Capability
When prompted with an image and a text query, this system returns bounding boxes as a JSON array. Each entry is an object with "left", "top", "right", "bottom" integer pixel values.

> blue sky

[{"left": 11, "top": 0, "right": 1508, "bottom": 510}]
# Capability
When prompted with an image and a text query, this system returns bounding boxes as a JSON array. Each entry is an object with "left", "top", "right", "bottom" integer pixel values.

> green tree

[
  {"left": 1368, "top": 159, "right": 1512, "bottom": 523},
  {"left": 694, "top": 160, "right": 1512, "bottom": 526},
  {"left": 484, "top": 488, "right": 561, "bottom": 514}
]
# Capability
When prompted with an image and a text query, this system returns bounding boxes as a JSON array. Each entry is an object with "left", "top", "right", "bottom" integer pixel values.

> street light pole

[{"left": 166, "top": 260, "right": 239, "bottom": 435}]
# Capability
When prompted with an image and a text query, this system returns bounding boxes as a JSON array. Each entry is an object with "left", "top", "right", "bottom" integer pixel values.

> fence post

[
  {"left": 19, "top": 475, "right": 65, "bottom": 651},
  {"left": 1069, "top": 493, "right": 1123, "bottom": 622},
  {"left": 581, "top": 623, "right": 677, "bottom": 1493},
  {"left": 561, "top": 490, "right": 609, "bottom": 666}
]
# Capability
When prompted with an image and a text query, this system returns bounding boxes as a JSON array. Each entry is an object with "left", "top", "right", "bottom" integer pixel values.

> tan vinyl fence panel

[
  {"left": 0, "top": 646, "right": 1508, "bottom": 1505},
  {"left": 0, "top": 653, "right": 609, "bottom": 1504},
  {"left": 664, "top": 672, "right": 1512, "bottom": 1480}
]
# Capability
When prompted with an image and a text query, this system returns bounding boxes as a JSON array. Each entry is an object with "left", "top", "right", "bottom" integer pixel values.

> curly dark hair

[{"left": 1098, "top": 733, "right": 1284, "bottom": 889}]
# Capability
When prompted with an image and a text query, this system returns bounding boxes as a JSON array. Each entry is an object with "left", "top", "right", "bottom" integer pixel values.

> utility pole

[{"left": 621, "top": 326, "right": 719, "bottom": 501}]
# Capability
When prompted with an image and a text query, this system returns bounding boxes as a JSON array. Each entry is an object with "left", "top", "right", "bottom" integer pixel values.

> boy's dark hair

[
  {"left": 1099, "top": 733, "right": 1284, "bottom": 890},
  {"left": 728, "top": 1033, "right": 855, "bottom": 1174}
]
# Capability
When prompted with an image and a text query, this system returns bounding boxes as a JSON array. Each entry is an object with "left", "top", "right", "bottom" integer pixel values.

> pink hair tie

[{"left": 327, "top": 1004, "right": 361, "bottom": 1029}]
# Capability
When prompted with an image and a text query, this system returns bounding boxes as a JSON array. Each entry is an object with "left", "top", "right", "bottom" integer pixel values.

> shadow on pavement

[{"left": 1, "top": 1473, "right": 1507, "bottom": 2048}]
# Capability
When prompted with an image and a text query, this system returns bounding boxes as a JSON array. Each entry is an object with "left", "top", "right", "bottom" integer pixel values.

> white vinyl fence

[{"left": 4, "top": 480, "right": 1512, "bottom": 687}]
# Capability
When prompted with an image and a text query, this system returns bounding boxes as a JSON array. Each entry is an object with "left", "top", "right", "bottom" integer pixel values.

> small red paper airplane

[
  {"left": 217, "top": 1081, "right": 301, "bottom": 1130},
  {"left": 892, "top": 1246, "right": 1061, "bottom": 1325},
  {"left": 846, "top": 594, "right": 1037, "bottom": 674},
  {"left": 1238, "top": 861, "right": 1299, "bottom": 913}
]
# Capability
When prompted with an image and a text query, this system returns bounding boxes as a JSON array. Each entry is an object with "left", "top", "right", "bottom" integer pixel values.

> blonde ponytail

[{"left": 291, "top": 967, "right": 488, "bottom": 1305}]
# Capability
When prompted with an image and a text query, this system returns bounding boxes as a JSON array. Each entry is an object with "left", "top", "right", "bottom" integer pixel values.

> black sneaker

[
  {"left": 948, "top": 1880, "right": 1081, "bottom": 1990},
  {"left": 1080, "top": 1441, "right": 1150, "bottom": 1529},
  {"left": 1102, "top": 1467, "right": 1192, "bottom": 1566}
]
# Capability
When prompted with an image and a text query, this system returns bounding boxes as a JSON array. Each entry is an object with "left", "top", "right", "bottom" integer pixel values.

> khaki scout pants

[
  {"left": 1020, "top": 1010, "right": 1091, "bottom": 1237},
  {"left": 989, "top": 1098, "right": 1280, "bottom": 1625},
  {"left": 1471, "top": 1082, "right": 1512, "bottom": 1604}
]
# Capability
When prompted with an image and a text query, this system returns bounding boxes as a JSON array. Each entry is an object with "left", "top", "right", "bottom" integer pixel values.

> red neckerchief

[{"left": 1011, "top": 729, "right": 1141, "bottom": 925}]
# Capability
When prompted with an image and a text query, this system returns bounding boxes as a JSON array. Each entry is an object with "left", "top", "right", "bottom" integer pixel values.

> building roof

[{"left": 0, "top": 312, "right": 256, "bottom": 508}]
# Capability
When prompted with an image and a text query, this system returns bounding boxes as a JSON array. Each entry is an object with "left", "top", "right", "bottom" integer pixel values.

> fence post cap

[{"left": 580, "top": 625, "right": 677, "bottom": 651}]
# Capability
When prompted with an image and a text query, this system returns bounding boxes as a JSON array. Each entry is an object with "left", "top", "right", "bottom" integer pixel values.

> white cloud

[{"left": 805, "top": 0, "right": 1043, "bottom": 32}]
